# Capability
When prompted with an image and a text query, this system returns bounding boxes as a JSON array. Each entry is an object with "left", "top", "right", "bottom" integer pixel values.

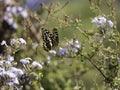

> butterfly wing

[
  {"left": 52, "top": 28, "right": 59, "bottom": 47},
  {"left": 41, "top": 28, "right": 52, "bottom": 51},
  {"left": 41, "top": 28, "right": 59, "bottom": 51}
]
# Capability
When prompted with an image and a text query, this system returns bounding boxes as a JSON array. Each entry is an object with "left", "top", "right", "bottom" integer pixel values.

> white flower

[
  {"left": 9, "top": 67, "right": 24, "bottom": 76},
  {"left": 20, "top": 57, "right": 31, "bottom": 64},
  {"left": 6, "top": 55, "right": 14, "bottom": 62},
  {"left": 1, "top": 70, "right": 20, "bottom": 86},
  {"left": 6, "top": 6, "right": 12, "bottom": 12},
  {"left": 66, "top": 39, "right": 80, "bottom": 53},
  {"left": 57, "top": 47, "right": 69, "bottom": 57},
  {"left": 10, "top": 38, "right": 16, "bottom": 45},
  {"left": 13, "top": 62, "right": 17, "bottom": 66},
  {"left": 92, "top": 16, "right": 107, "bottom": 28},
  {"left": 12, "top": 23, "right": 18, "bottom": 29},
  {"left": 19, "top": 38, "right": 27, "bottom": 45},
  {"left": 74, "top": 40, "right": 80, "bottom": 48},
  {"left": 66, "top": 39, "right": 80, "bottom": 48},
  {"left": 46, "top": 56, "right": 51, "bottom": 63},
  {"left": 71, "top": 47, "right": 78, "bottom": 53},
  {"left": 5, "top": 61, "right": 11, "bottom": 66},
  {"left": 20, "top": 10, "right": 28, "bottom": 18},
  {"left": 1, "top": 40, "right": 8, "bottom": 47},
  {"left": 32, "top": 61, "right": 43, "bottom": 69},
  {"left": 6, "top": 81, "right": 14, "bottom": 86},
  {"left": 74, "top": 43, "right": 80, "bottom": 48},
  {"left": 1, "top": 40, "right": 6, "bottom": 45},
  {"left": 7, "top": 17, "right": 14, "bottom": 25},
  {"left": 20, "top": 59, "right": 30, "bottom": 64},
  {"left": 0, "top": 70, "right": 6, "bottom": 77},
  {"left": 17, "top": 6, "right": 23, "bottom": 12},
  {"left": 10, "top": 38, "right": 26, "bottom": 46},
  {"left": 13, "top": 77, "right": 19, "bottom": 84},
  {"left": 0, "top": 60, "right": 5, "bottom": 66},
  {"left": 74, "top": 40, "right": 79, "bottom": 44},
  {"left": 47, "top": 56, "right": 51, "bottom": 61},
  {"left": 0, "top": 67, "right": 5, "bottom": 72},
  {"left": 0, "top": 68, "right": 5, "bottom": 78},
  {"left": 49, "top": 50, "right": 57, "bottom": 55},
  {"left": 107, "top": 20, "right": 113, "bottom": 28},
  {"left": 11, "top": 6, "right": 18, "bottom": 14},
  {"left": 6, "top": 71, "right": 16, "bottom": 78},
  {"left": 6, "top": 77, "right": 19, "bottom": 85}
]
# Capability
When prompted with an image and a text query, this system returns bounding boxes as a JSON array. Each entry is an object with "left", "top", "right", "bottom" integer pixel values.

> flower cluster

[
  {"left": 20, "top": 57, "right": 43, "bottom": 69},
  {"left": 49, "top": 39, "right": 81, "bottom": 57},
  {"left": 0, "top": 55, "right": 24, "bottom": 86},
  {"left": 1, "top": 38, "right": 27, "bottom": 52},
  {"left": 65, "top": 39, "right": 81, "bottom": 53},
  {"left": 3, "top": 0, "right": 28, "bottom": 29},
  {"left": 10, "top": 38, "right": 26, "bottom": 46},
  {"left": 0, "top": 55, "right": 43, "bottom": 86},
  {"left": 0, "top": 37, "right": 43, "bottom": 88},
  {"left": 91, "top": 16, "right": 114, "bottom": 37},
  {"left": 91, "top": 16, "right": 113, "bottom": 28}
]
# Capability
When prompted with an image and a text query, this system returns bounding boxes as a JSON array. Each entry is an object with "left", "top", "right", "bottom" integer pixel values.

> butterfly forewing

[{"left": 41, "top": 28, "right": 52, "bottom": 51}]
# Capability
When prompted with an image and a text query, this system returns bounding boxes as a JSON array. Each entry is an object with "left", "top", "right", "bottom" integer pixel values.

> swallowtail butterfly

[{"left": 41, "top": 28, "right": 59, "bottom": 51}]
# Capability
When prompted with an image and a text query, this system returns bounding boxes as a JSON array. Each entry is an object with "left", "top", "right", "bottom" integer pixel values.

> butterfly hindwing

[{"left": 52, "top": 28, "right": 59, "bottom": 46}]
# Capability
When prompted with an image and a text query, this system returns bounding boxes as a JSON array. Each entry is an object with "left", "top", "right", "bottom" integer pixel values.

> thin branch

[
  {"left": 53, "top": 1, "right": 69, "bottom": 13},
  {"left": 79, "top": 43, "right": 108, "bottom": 81},
  {"left": 43, "top": 3, "right": 53, "bottom": 26}
]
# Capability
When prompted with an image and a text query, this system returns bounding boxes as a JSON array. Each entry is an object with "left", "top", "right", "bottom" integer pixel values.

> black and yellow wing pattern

[{"left": 41, "top": 28, "right": 59, "bottom": 51}]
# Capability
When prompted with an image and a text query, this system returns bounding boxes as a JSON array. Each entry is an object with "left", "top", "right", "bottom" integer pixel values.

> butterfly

[{"left": 41, "top": 28, "right": 59, "bottom": 51}]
